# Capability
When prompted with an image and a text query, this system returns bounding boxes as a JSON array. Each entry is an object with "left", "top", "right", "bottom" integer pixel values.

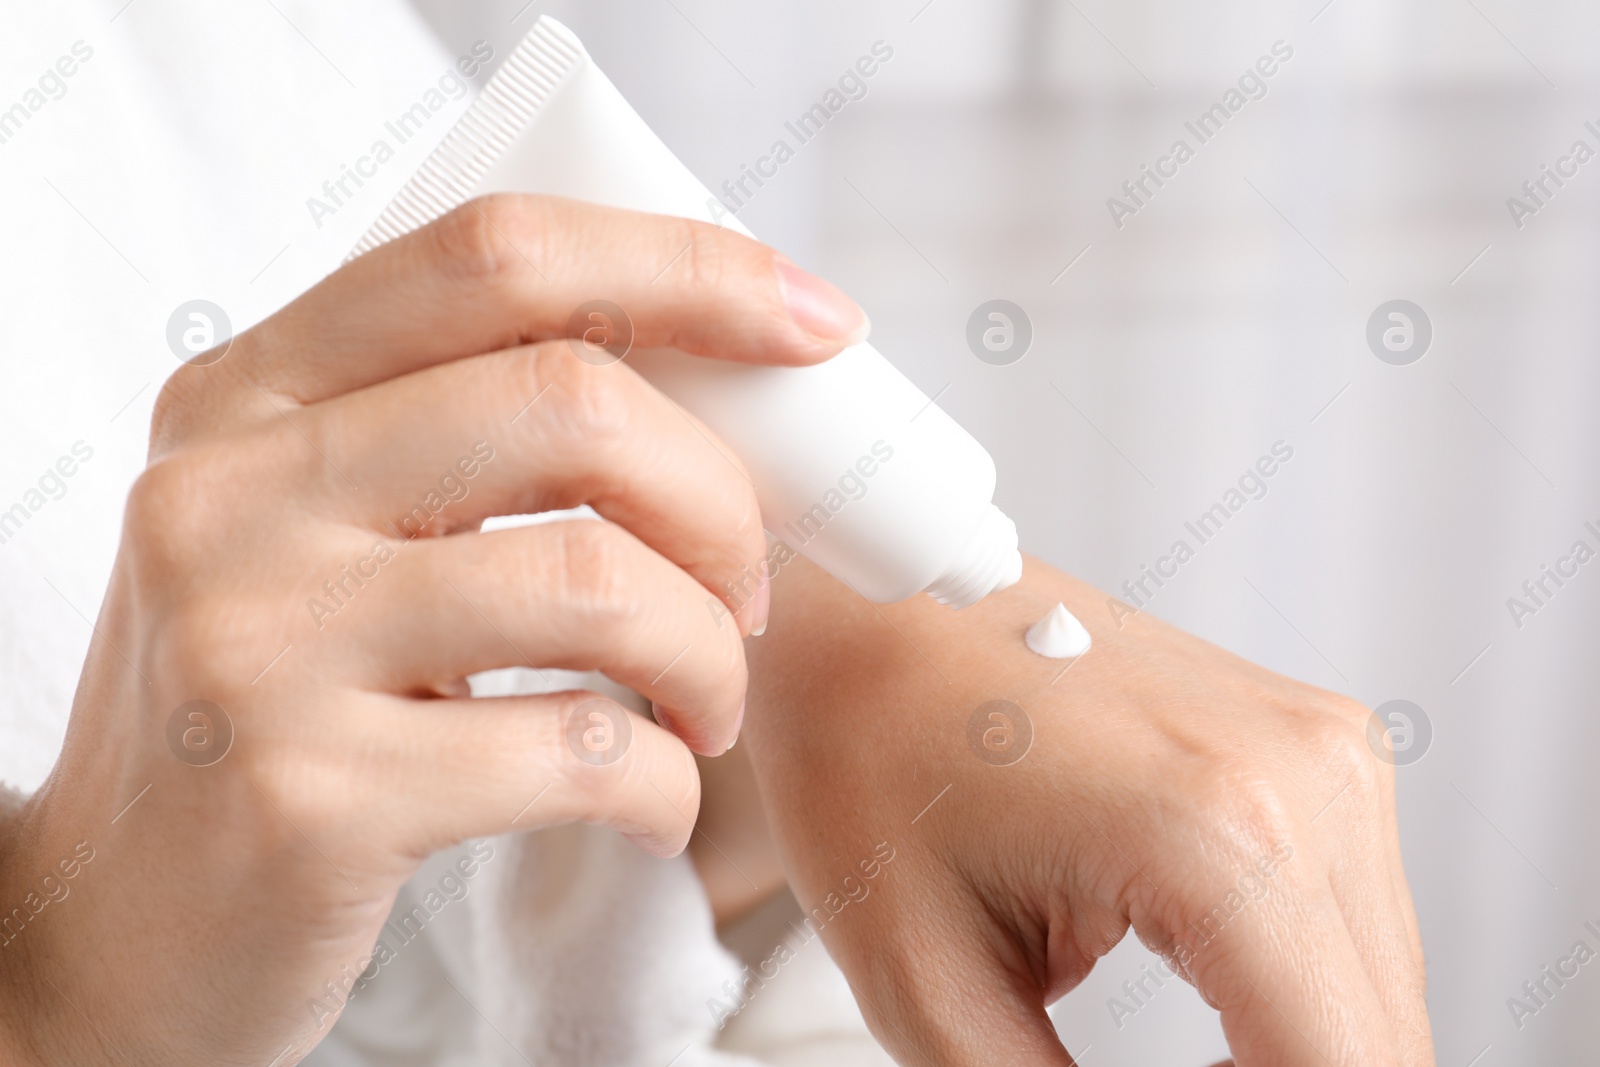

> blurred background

[
  {"left": 475, "top": 1, "right": 1597, "bottom": 1061},
  {"left": 3, "top": 0, "right": 1596, "bottom": 1061}
]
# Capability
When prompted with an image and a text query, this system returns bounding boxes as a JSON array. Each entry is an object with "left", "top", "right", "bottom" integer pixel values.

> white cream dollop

[{"left": 1024, "top": 602, "right": 1092, "bottom": 659}]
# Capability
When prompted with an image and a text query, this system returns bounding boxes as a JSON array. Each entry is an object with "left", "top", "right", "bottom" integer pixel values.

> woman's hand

[
  {"left": 0, "top": 194, "right": 865, "bottom": 1065},
  {"left": 743, "top": 555, "right": 1433, "bottom": 1067}
]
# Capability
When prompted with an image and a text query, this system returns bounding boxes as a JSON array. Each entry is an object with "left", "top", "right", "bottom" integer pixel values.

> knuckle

[
  {"left": 534, "top": 346, "right": 637, "bottom": 449},
  {"left": 549, "top": 691, "right": 607, "bottom": 780},
  {"left": 148, "top": 333, "right": 262, "bottom": 449},
  {"left": 1318, "top": 691, "right": 1375, "bottom": 733},
  {"left": 1156, "top": 773, "right": 1300, "bottom": 955},
  {"left": 667, "top": 217, "right": 735, "bottom": 293},
  {"left": 240, "top": 739, "right": 352, "bottom": 841},
  {"left": 550, "top": 692, "right": 648, "bottom": 787},
  {"left": 1305, "top": 695, "right": 1393, "bottom": 802},
  {"left": 548, "top": 521, "right": 640, "bottom": 631},
  {"left": 429, "top": 194, "right": 541, "bottom": 284},
  {"left": 148, "top": 594, "right": 275, "bottom": 705},
  {"left": 127, "top": 432, "right": 294, "bottom": 578},
  {"left": 125, "top": 446, "right": 295, "bottom": 691},
  {"left": 1187, "top": 766, "right": 1298, "bottom": 863},
  {"left": 124, "top": 452, "right": 227, "bottom": 582},
  {"left": 149, "top": 372, "right": 201, "bottom": 449}
]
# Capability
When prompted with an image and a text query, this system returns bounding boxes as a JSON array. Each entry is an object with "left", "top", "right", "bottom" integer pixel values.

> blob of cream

[{"left": 1025, "top": 603, "right": 1091, "bottom": 659}]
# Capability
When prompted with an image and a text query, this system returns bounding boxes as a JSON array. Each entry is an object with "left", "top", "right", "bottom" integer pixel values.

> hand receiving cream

[{"left": 352, "top": 18, "right": 1022, "bottom": 608}]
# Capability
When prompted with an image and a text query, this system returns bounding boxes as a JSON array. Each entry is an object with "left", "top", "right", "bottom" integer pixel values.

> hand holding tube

[{"left": 0, "top": 195, "right": 863, "bottom": 1064}]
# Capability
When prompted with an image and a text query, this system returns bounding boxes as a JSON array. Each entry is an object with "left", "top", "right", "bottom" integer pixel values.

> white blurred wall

[{"left": 414, "top": 2, "right": 1600, "bottom": 1061}]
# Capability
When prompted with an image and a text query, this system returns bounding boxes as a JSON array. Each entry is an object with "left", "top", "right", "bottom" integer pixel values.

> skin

[
  {"left": 691, "top": 746, "right": 789, "bottom": 930},
  {"left": 0, "top": 191, "right": 1432, "bottom": 1065},
  {"left": 0, "top": 195, "right": 864, "bottom": 1065},
  {"left": 739, "top": 555, "right": 1435, "bottom": 1066}
]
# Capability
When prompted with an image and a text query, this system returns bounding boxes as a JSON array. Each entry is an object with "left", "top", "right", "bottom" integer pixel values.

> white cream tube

[{"left": 354, "top": 17, "right": 1022, "bottom": 606}]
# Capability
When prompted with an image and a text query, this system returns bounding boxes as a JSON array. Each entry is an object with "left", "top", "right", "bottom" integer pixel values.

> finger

[
  {"left": 345, "top": 521, "right": 747, "bottom": 756},
  {"left": 293, "top": 343, "right": 768, "bottom": 632},
  {"left": 207, "top": 194, "right": 867, "bottom": 410},
  {"left": 828, "top": 903, "right": 1077, "bottom": 1066},
  {"left": 1327, "top": 859, "right": 1433, "bottom": 1067},
  {"left": 1379, "top": 771, "right": 1432, "bottom": 1049},
  {"left": 379, "top": 690, "right": 700, "bottom": 859},
  {"left": 1320, "top": 767, "right": 1434, "bottom": 1064},
  {"left": 1169, "top": 877, "right": 1402, "bottom": 1067}
]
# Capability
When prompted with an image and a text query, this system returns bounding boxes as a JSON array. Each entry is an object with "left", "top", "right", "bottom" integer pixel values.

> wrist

[
  {"left": 0, "top": 790, "right": 117, "bottom": 1067},
  {"left": 0, "top": 797, "right": 51, "bottom": 1066}
]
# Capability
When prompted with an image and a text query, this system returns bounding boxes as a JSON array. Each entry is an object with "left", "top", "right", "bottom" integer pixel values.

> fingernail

[
  {"left": 751, "top": 563, "right": 771, "bottom": 637},
  {"left": 726, "top": 699, "right": 745, "bottom": 751},
  {"left": 651, "top": 702, "right": 674, "bottom": 732},
  {"left": 775, "top": 258, "right": 870, "bottom": 347}
]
